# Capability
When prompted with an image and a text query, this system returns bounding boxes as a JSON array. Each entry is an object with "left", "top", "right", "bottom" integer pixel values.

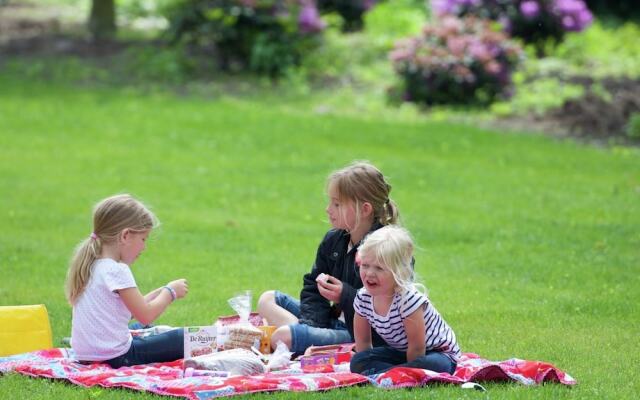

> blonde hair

[
  {"left": 358, "top": 225, "right": 424, "bottom": 295},
  {"left": 65, "top": 194, "right": 158, "bottom": 304},
  {"left": 327, "top": 161, "right": 399, "bottom": 231}
]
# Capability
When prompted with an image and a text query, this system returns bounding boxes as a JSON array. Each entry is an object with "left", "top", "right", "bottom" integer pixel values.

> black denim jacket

[{"left": 299, "top": 223, "right": 385, "bottom": 346}]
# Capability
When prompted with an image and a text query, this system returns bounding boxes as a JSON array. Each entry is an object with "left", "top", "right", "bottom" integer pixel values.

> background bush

[
  {"left": 390, "top": 15, "right": 522, "bottom": 106},
  {"left": 163, "top": 0, "right": 325, "bottom": 76},
  {"left": 317, "top": 0, "right": 378, "bottom": 32},
  {"left": 491, "top": 21, "right": 640, "bottom": 119},
  {"left": 430, "top": 0, "right": 593, "bottom": 52},
  {"left": 584, "top": 0, "right": 640, "bottom": 23}
]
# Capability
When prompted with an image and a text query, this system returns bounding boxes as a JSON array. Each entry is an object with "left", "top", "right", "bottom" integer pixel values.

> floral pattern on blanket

[{"left": 0, "top": 349, "right": 575, "bottom": 399}]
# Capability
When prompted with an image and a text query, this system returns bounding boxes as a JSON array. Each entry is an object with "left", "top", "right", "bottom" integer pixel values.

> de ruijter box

[{"left": 183, "top": 326, "right": 217, "bottom": 358}]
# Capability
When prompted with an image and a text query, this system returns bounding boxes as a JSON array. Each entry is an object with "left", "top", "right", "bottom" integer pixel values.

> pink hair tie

[{"left": 90, "top": 232, "right": 98, "bottom": 240}]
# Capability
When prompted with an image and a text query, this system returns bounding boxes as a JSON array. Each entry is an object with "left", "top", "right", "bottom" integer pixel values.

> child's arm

[
  {"left": 144, "top": 287, "right": 163, "bottom": 302},
  {"left": 353, "top": 313, "right": 372, "bottom": 352},
  {"left": 403, "top": 308, "right": 426, "bottom": 362},
  {"left": 119, "top": 279, "right": 188, "bottom": 326},
  {"left": 143, "top": 282, "right": 184, "bottom": 302}
]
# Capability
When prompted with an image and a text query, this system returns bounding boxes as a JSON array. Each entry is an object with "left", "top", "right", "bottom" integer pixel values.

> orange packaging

[{"left": 258, "top": 326, "right": 276, "bottom": 354}]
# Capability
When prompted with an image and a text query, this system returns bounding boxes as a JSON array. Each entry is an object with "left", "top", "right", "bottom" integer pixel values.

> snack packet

[
  {"left": 183, "top": 348, "right": 266, "bottom": 376},
  {"left": 217, "top": 291, "right": 262, "bottom": 351}
]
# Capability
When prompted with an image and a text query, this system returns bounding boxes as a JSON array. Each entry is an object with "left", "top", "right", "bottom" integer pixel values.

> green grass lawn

[{"left": 0, "top": 74, "right": 639, "bottom": 399}]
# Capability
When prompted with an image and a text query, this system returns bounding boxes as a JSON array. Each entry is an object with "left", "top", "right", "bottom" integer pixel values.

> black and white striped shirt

[{"left": 354, "top": 288, "right": 461, "bottom": 361}]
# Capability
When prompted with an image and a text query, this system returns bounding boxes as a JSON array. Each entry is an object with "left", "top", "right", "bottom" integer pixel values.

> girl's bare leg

[{"left": 257, "top": 290, "right": 298, "bottom": 327}]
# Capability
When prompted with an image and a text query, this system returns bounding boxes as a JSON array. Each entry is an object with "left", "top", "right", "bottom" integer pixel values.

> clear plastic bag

[
  {"left": 266, "top": 341, "right": 293, "bottom": 372},
  {"left": 221, "top": 291, "right": 262, "bottom": 350},
  {"left": 227, "top": 290, "right": 252, "bottom": 322},
  {"left": 183, "top": 348, "right": 266, "bottom": 376}
]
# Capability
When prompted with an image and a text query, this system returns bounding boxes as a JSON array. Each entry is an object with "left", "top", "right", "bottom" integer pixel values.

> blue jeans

[
  {"left": 350, "top": 346, "right": 456, "bottom": 375},
  {"left": 275, "top": 291, "right": 352, "bottom": 353},
  {"left": 106, "top": 328, "right": 184, "bottom": 369}
]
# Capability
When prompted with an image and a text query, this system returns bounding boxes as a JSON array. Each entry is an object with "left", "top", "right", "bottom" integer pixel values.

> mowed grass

[{"left": 0, "top": 76, "right": 638, "bottom": 399}]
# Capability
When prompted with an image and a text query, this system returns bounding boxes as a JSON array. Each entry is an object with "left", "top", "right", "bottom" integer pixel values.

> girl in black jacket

[{"left": 257, "top": 161, "right": 401, "bottom": 353}]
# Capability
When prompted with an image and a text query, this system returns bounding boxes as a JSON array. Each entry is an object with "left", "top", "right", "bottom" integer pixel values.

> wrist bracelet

[{"left": 163, "top": 286, "right": 177, "bottom": 301}]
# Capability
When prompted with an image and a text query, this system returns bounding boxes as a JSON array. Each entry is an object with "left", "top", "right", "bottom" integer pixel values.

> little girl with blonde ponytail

[{"left": 66, "top": 194, "right": 188, "bottom": 368}]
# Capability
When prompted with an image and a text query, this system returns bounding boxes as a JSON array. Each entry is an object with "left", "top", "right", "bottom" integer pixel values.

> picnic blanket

[{"left": 0, "top": 349, "right": 576, "bottom": 399}]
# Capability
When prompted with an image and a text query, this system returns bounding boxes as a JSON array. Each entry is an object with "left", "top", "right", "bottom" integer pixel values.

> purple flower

[
  {"left": 520, "top": 1, "right": 540, "bottom": 19},
  {"left": 431, "top": 0, "right": 453, "bottom": 16},
  {"left": 497, "top": 15, "right": 512, "bottom": 32},
  {"left": 561, "top": 15, "right": 576, "bottom": 30},
  {"left": 431, "top": 0, "right": 481, "bottom": 16},
  {"left": 363, "top": 0, "right": 377, "bottom": 11},
  {"left": 484, "top": 60, "right": 502, "bottom": 75},
  {"left": 298, "top": 2, "right": 325, "bottom": 34},
  {"left": 446, "top": 36, "right": 467, "bottom": 56},
  {"left": 552, "top": 0, "right": 593, "bottom": 31},
  {"left": 553, "top": 0, "right": 584, "bottom": 13},
  {"left": 577, "top": 9, "right": 593, "bottom": 26},
  {"left": 468, "top": 41, "right": 490, "bottom": 61}
]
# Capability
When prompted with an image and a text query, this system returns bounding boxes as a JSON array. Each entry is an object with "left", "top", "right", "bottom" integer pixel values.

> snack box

[
  {"left": 299, "top": 343, "right": 355, "bottom": 367},
  {"left": 184, "top": 326, "right": 217, "bottom": 358}
]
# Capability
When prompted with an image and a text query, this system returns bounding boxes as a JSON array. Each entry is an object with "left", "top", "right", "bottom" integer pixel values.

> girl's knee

[
  {"left": 418, "top": 352, "right": 455, "bottom": 374},
  {"left": 349, "top": 350, "right": 371, "bottom": 373},
  {"left": 270, "top": 325, "right": 292, "bottom": 349},
  {"left": 257, "top": 290, "right": 276, "bottom": 313}
]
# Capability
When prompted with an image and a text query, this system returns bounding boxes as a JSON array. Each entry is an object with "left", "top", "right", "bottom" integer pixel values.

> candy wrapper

[{"left": 299, "top": 343, "right": 355, "bottom": 368}]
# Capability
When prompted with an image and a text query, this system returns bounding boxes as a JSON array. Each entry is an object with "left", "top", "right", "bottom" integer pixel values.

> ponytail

[
  {"left": 381, "top": 199, "right": 400, "bottom": 225},
  {"left": 65, "top": 237, "right": 101, "bottom": 304}
]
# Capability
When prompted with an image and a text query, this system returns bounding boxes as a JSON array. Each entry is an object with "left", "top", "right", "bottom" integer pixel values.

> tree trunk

[{"left": 88, "top": 0, "right": 116, "bottom": 41}]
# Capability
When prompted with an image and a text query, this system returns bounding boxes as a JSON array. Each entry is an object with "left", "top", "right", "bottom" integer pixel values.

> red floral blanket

[{"left": 0, "top": 349, "right": 575, "bottom": 399}]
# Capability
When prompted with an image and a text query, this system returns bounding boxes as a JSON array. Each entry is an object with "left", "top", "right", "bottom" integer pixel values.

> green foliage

[
  {"left": 584, "top": 0, "right": 640, "bottom": 23},
  {"left": 491, "top": 21, "right": 640, "bottom": 118},
  {"left": 163, "top": 0, "right": 324, "bottom": 76},
  {"left": 552, "top": 22, "right": 640, "bottom": 78},
  {"left": 491, "top": 66, "right": 585, "bottom": 117},
  {"left": 316, "top": 0, "right": 377, "bottom": 32},
  {"left": 118, "top": 45, "right": 193, "bottom": 83},
  {"left": 626, "top": 113, "right": 640, "bottom": 139},
  {"left": 293, "top": 0, "right": 424, "bottom": 87},
  {"left": 117, "top": 0, "right": 167, "bottom": 19},
  {"left": 0, "top": 46, "right": 192, "bottom": 86},
  {"left": 363, "top": 0, "right": 425, "bottom": 46}
]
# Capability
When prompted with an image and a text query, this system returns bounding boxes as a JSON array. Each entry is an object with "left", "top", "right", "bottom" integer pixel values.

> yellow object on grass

[{"left": 0, "top": 304, "right": 53, "bottom": 356}]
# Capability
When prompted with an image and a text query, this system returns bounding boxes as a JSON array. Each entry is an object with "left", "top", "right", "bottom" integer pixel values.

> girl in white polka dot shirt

[{"left": 65, "top": 194, "right": 189, "bottom": 368}]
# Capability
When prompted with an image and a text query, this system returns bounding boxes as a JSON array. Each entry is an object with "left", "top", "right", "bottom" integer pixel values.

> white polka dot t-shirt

[
  {"left": 71, "top": 258, "right": 137, "bottom": 361},
  {"left": 354, "top": 287, "right": 461, "bottom": 362}
]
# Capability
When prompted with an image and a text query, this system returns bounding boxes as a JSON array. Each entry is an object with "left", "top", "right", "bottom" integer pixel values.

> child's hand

[
  {"left": 168, "top": 279, "right": 189, "bottom": 299},
  {"left": 317, "top": 274, "right": 342, "bottom": 303}
]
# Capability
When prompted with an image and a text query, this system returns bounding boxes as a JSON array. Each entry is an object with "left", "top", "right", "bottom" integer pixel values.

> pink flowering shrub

[
  {"left": 165, "top": 0, "right": 325, "bottom": 76},
  {"left": 430, "top": 0, "right": 593, "bottom": 48},
  {"left": 390, "top": 15, "right": 522, "bottom": 105}
]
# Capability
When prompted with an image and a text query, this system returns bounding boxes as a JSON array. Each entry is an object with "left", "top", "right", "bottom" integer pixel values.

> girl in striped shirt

[{"left": 351, "top": 225, "right": 460, "bottom": 375}]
